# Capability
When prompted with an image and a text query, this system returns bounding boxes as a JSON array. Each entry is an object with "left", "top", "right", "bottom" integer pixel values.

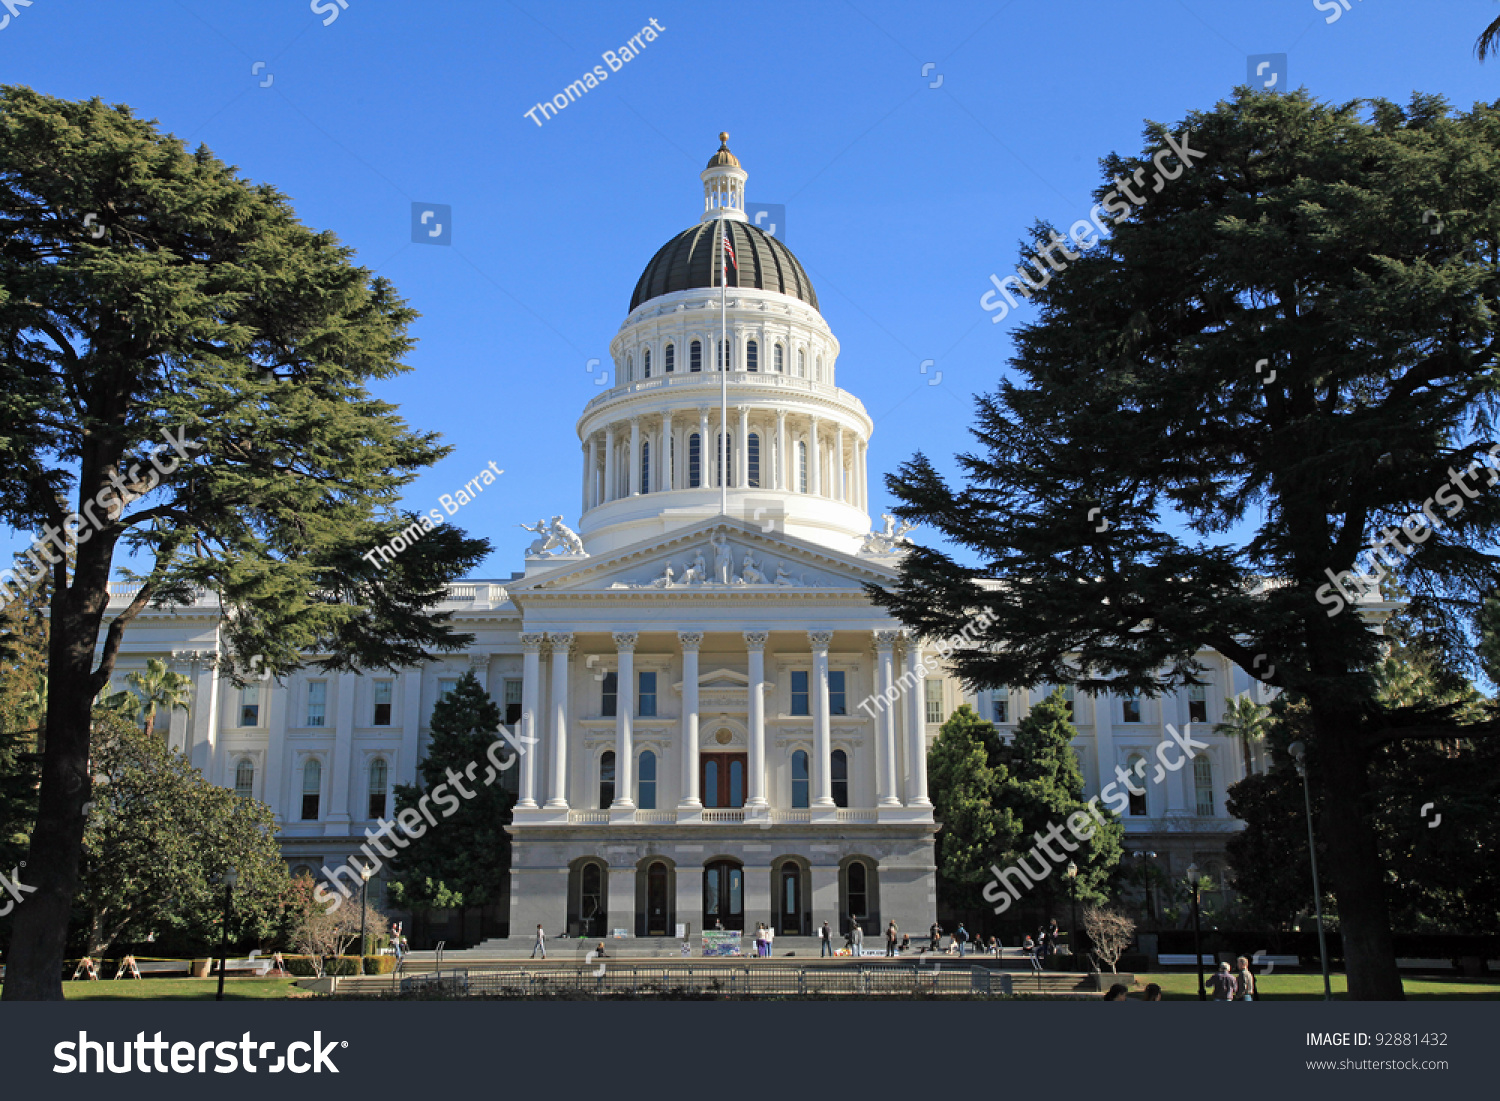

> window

[
  {"left": 1121, "top": 693, "right": 1141, "bottom": 723},
  {"left": 643, "top": 348, "right": 652, "bottom": 378},
  {"left": 688, "top": 433, "right": 701, "bottom": 488},
  {"left": 829, "top": 670, "right": 846, "bottom": 716},
  {"left": 373, "top": 680, "right": 393, "bottom": 726},
  {"left": 831, "top": 749, "right": 849, "bottom": 808},
  {"left": 796, "top": 349, "right": 805, "bottom": 377},
  {"left": 368, "top": 758, "right": 388, "bottom": 819},
  {"left": 791, "top": 670, "right": 809, "bottom": 716},
  {"left": 581, "top": 863, "right": 604, "bottom": 931},
  {"left": 797, "top": 441, "right": 808, "bottom": 492},
  {"left": 1193, "top": 755, "right": 1214, "bottom": 816},
  {"left": 665, "top": 343, "right": 675, "bottom": 373},
  {"left": 1188, "top": 684, "right": 1208, "bottom": 723},
  {"left": 774, "top": 344, "right": 784, "bottom": 373},
  {"left": 240, "top": 685, "right": 259, "bottom": 727},
  {"left": 1060, "top": 685, "right": 1075, "bottom": 718},
  {"left": 924, "top": 679, "right": 943, "bottom": 724},
  {"left": 748, "top": 433, "right": 761, "bottom": 488},
  {"left": 599, "top": 751, "right": 616, "bottom": 808},
  {"left": 690, "top": 340, "right": 702, "bottom": 372},
  {"left": 306, "top": 681, "right": 326, "bottom": 727},
  {"left": 729, "top": 758, "right": 744, "bottom": 806},
  {"left": 747, "top": 339, "right": 758, "bottom": 372},
  {"left": 1127, "top": 754, "right": 1147, "bottom": 816},
  {"left": 638, "top": 671, "right": 657, "bottom": 717},
  {"left": 815, "top": 355, "right": 823, "bottom": 382},
  {"left": 234, "top": 758, "right": 254, "bottom": 799},
  {"left": 601, "top": 672, "right": 618, "bottom": 717},
  {"left": 625, "top": 354, "right": 632, "bottom": 383},
  {"left": 718, "top": 339, "right": 730, "bottom": 371},
  {"left": 638, "top": 750, "right": 657, "bottom": 809},
  {"left": 716, "top": 432, "right": 732, "bottom": 487},
  {"left": 503, "top": 679, "right": 522, "bottom": 725},
  {"left": 791, "top": 750, "right": 809, "bottom": 808},
  {"left": 301, "top": 759, "right": 321, "bottom": 820},
  {"left": 640, "top": 441, "right": 650, "bottom": 495},
  {"left": 847, "top": 860, "right": 867, "bottom": 917},
  {"left": 992, "top": 690, "right": 1009, "bottom": 724}
]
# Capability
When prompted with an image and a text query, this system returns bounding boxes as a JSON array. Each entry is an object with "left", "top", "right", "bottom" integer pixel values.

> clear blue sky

[{"left": 3, "top": 0, "right": 1497, "bottom": 578}]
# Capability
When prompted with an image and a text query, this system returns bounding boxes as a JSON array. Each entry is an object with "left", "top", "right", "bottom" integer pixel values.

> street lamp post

[
  {"left": 1065, "top": 861, "right": 1078, "bottom": 961},
  {"left": 1186, "top": 862, "right": 1204, "bottom": 1001},
  {"left": 215, "top": 867, "right": 237, "bottom": 1002},
  {"left": 1289, "top": 740, "right": 1334, "bottom": 1001},
  {"left": 358, "top": 863, "right": 373, "bottom": 967}
]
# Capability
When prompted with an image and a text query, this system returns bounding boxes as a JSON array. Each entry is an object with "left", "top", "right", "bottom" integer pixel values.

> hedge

[{"left": 279, "top": 955, "right": 397, "bottom": 977}]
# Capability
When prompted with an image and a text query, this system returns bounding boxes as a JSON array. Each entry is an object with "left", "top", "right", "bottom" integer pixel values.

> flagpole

[{"left": 719, "top": 205, "right": 728, "bottom": 518}]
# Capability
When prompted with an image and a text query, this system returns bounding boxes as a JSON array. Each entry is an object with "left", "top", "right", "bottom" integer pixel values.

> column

[
  {"left": 628, "top": 418, "right": 641, "bottom": 496},
  {"left": 263, "top": 674, "right": 288, "bottom": 822},
  {"left": 518, "top": 633, "right": 545, "bottom": 809},
  {"left": 399, "top": 669, "right": 422, "bottom": 789},
  {"left": 612, "top": 632, "right": 637, "bottom": 809},
  {"left": 187, "top": 652, "right": 220, "bottom": 773},
  {"left": 745, "top": 631, "right": 768, "bottom": 809},
  {"left": 585, "top": 435, "right": 597, "bottom": 510},
  {"left": 775, "top": 409, "right": 788, "bottom": 491},
  {"left": 809, "top": 631, "right": 835, "bottom": 807},
  {"left": 660, "top": 411, "right": 673, "bottom": 491},
  {"left": 809, "top": 417, "right": 822, "bottom": 497},
  {"left": 603, "top": 424, "right": 616, "bottom": 504},
  {"left": 679, "top": 632, "right": 703, "bottom": 809},
  {"left": 545, "top": 632, "right": 573, "bottom": 809},
  {"left": 737, "top": 406, "right": 749, "bottom": 489},
  {"left": 835, "top": 425, "right": 846, "bottom": 503},
  {"left": 328, "top": 671, "right": 356, "bottom": 826},
  {"left": 903, "top": 636, "right": 932, "bottom": 807},
  {"left": 698, "top": 408, "right": 710, "bottom": 489},
  {"left": 874, "top": 631, "right": 901, "bottom": 807},
  {"left": 1094, "top": 693, "right": 1117, "bottom": 812}
]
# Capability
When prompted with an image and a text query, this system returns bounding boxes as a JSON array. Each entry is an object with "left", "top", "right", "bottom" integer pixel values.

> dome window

[
  {"left": 796, "top": 350, "right": 805, "bottom": 378},
  {"left": 643, "top": 349, "right": 652, "bottom": 379},
  {"left": 746, "top": 340, "right": 758, "bottom": 372},
  {"left": 690, "top": 340, "right": 702, "bottom": 373},
  {"left": 689, "top": 433, "right": 702, "bottom": 487},
  {"left": 774, "top": 344, "right": 784, "bottom": 373},
  {"left": 815, "top": 355, "right": 823, "bottom": 382},
  {"left": 625, "top": 354, "right": 633, "bottom": 383},
  {"left": 665, "top": 344, "right": 675, "bottom": 373}
]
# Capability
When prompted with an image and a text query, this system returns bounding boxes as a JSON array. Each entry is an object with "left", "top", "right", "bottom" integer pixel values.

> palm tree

[
  {"left": 1213, "top": 693, "right": 1275, "bottom": 777},
  {"left": 1479, "top": 9, "right": 1500, "bottom": 59},
  {"left": 122, "top": 658, "right": 193, "bottom": 741}
]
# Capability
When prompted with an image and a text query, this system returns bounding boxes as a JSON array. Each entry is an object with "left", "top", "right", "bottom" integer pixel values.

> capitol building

[{"left": 101, "top": 136, "right": 1269, "bottom": 942}]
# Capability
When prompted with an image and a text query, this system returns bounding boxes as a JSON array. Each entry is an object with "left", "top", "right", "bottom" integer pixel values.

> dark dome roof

[{"left": 630, "top": 220, "right": 819, "bottom": 313}]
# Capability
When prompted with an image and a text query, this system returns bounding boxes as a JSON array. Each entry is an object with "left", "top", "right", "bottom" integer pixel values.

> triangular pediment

[{"left": 507, "top": 518, "right": 897, "bottom": 598}]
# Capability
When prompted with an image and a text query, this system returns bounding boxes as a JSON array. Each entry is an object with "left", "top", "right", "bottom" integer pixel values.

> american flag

[{"left": 721, "top": 231, "right": 738, "bottom": 270}]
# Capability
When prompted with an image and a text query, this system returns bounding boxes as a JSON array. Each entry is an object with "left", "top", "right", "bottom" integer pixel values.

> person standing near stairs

[
  {"left": 820, "top": 921, "right": 834, "bottom": 957},
  {"left": 531, "top": 924, "right": 547, "bottom": 960}
]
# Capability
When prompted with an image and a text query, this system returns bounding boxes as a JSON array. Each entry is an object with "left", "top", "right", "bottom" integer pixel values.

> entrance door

[
  {"left": 703, "top": 861, "right": 744, "bottom": 931},
  {"left": 779, "top": 865, "right": 801, "bottom": 935},
  {"left": 701, "top": 753, "right": 747, "bottom": 808},
  {"left": 647, "top": 862, "right": 670, "bottom": 936}
]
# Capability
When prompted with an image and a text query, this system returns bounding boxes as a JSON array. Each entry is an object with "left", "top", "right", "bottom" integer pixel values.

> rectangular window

[
  {"left": 829, "top": 670, "right": 846, "bottom": 716},
  {"left": 992, "top": 690, "right": 1009, "bottom": 724},
  {"left": 638, "top": 671, "right": 657, "bottom": 717},
  {"left": 306, "top": 681, "right": 326, "bottom": 727},
  {"left": 924, "top": 679, "right": 943, "bottom": 725},
  {"left": 372, "top": 680, "right": 393, "bottom": 726},
  {"left": 1122, "top": 693, "right": 1141, "bottom": 723},
  {"left": 748, "top": 433, "right": 761, "bottom": 488},
  {"left": 240, "top": 685, "right": 259, "bottom": 727},
  {"left": 1194, "top": 756, "right": 1215, "bottom": 816},
  {"left": 602, "top": 672, "right": 618, "bottom": 717},
  {"left": 504, "top": 679, "right": 523, "bottom": 725},
  {"left": 437, "top": 677, "right": 458, "bottom": 702},
  {"left": 690, "top": 341, "right": 702, "bottom": 372},
  {"left": 1188, "top": 684, "right": 1208, "bottom": 724},
  {"left": 790, "top": 670, "right": 809, "bottom": 716},
  {"left": 689, "top": 433, "right": 701, "bottom": 488}
]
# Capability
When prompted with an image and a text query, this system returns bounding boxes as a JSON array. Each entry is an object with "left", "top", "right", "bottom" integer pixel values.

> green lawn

[
  {"left": 0, "top": 977, "right": 299, "bottom": 1000},
  {"left": 1128, "top": 972, "right": 1500, "bottom": 1000}
]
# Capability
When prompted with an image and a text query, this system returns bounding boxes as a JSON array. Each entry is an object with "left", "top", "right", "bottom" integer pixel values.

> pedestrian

[
  {"left": 885, "top": 920, "right": 899, "bottom": 957},
  {"left": 766, "top": 924, "right": 775, "bottom": 957},
  {"left": 820, "top": 921, "right": 834, "bottom": 958},
  {"left": 929, "top": 922, "right": 941, "bottom": 953},
  {"left": 531, "top": 923, "right": 547, "bottom": 960},
  {"left": 754, "top": 923, "right": 766, "bottom": 958},
  {"left": 1209, "top": 961, "right": 1238, "bottom": 1001},
  {"left": 1036, "top": 925, "right": 1049, "bottom": 958},
  {"left": 900, "top": 933, "right": 911, "bottom": 953},
  {"left": 1029, "top": 936, "right": 1043, "bottom": 972},
  {"left": 956, "top": 923, "right": 970, "bottom": 957},
  {"left": 989, "top": 935, "right": 1000, "bottom": 958},
  {"left": 1234, "top": 956, "right": 1257, "bottom": 1001},
  {"left": 850, "top": 915, "right": 864, "bottom": 956},
  {"left": 1103, "top": 983, "right": 1129, "bottom": 1001},
  {"left": 1142, "top": 982, "right": 1163, "bottom": 1001}
]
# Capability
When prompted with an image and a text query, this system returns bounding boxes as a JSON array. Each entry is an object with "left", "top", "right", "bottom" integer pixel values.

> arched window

[
  {"left": 718, "top": 339, "right": 730, "bottom": 371},
  {"left": 638, "top": 750, "right": 657, "bottom": 810},
  {"left": 664, "top": 343, "right": 675, "bottom": 373},
  {"left": 689, "top": 432, "right": 702, "bottom": 488},
  {"left": 640, "top": 441, "right": 651, "bottom": 496},
  {"left": 1126, "top": 754, "right": 1147, "bottom": 816},
  {"left": 643, "top": 348, "right": 652, "bottom": 378},
  {"left": 791, "top": 750, "right": 809, "bottom": 808},
  {"left": 690, "top": 340, "right": 702, "bottom": 372},
  {"left": 368, "top": 757, "right": 388, "bottom": 819},
  {"left": 848, "top": 860, "right": 868, "bottom": 920},
  {"left": 748, "top": 433, "right": 761, "bottom": 488},
  {"left": 1193, "top": 755, "right": 1214, "bottom": 816},
  {"left": 300, "top": 758, "right": 321, "bottom": 820},
  {"left": 774, "top": 344, "right": 784, "bottom": 373},
  {"left": 796, "top": 349, "right": 805, "bottom": 377},
  {"left": 600, "top": 750, "right": 616, "bottom": 808},
  {"left": 831, "top": 749, "right": 849, "bottom": 808},
  {"left": 717, "top": 432, "right": 732, "bottom": 487},
  {"left": 746, "top": 339, "right": 758, "bottom": 372},
  {"left": 625, "top": 353, "right": 633, "bottom": 383},
  {"left": 234, "top": 758, "right": 254, "bottom": 799},
  {"left": 815, "top": 355, "right": 822, "bottom": 382},
  {"left": 797, "top": 440, "right": 808, "bottom": 493}
]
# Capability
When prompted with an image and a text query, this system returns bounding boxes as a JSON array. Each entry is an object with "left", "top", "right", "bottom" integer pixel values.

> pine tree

[
  {"left": 927, "top": 704, "right": 1017, "bottom": 913},
  {"left": 387, "top": 673, "right": 516, "bottom": 931},
  {"left": 0, "top": 551, "right": 48, "bottom": 879}
]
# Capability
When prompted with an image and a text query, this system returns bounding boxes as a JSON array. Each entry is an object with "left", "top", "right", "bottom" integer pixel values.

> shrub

[{"left": 363, "top": 955, "right": 398, "bottom": 975}]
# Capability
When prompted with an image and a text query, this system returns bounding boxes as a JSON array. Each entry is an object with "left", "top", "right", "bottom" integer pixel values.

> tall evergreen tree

[
  {"left": 0, "top": 88, "right": 489, "bottom": 999},
  {"left": 388, "top": 673, "right": 516, "bottom": 936},
  {"left": 0, "top": 551, "right": 48, "bottom": 884},
  {"left": 927, "top": 704, "right": 1016, "bottom": 913},
  {"left": 873, "top": 90, "right": 1500, "bottom": 998}
]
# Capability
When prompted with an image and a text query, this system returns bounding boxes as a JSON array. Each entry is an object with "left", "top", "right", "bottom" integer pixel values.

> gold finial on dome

[
  {"left": 720, "top": 131, "right": 729, "bottom": 143},
  {"left": 706, "top": 132, "right": 741, "bottom": 170}
]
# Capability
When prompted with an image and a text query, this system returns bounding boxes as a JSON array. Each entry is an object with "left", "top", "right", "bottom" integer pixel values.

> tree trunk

[{"left": 1310, "top": 703, "right": 1404, "bottom": 1000}]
